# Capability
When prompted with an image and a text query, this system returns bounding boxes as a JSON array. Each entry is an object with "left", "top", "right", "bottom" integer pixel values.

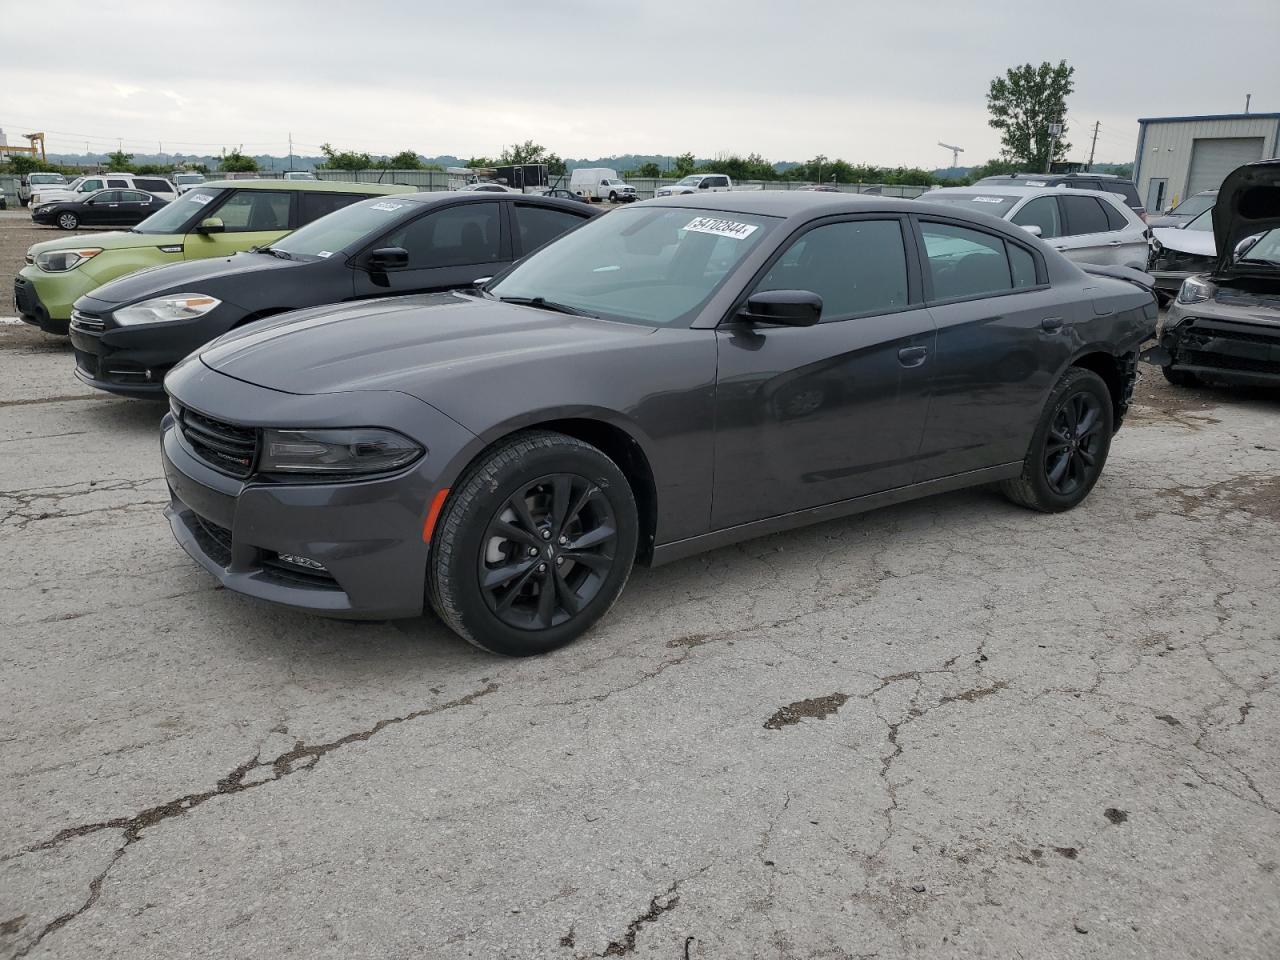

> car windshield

[
  {"left": 132, "top": 188, "right": 228, "bottom": 234},
  {"left": 676, "top": 176, "right": 701, "bottom": 185},
  {"left": 61, "top": 177, "right": 85, "bottom": 191},
  {"left": 175, "top": 174, "right": 204, "bottom": 184},
  {"left": 1171, "top": 194, "right": 1216, "bottom": 219},
  {"left": 1186, "top": 209, "right": 1215, "bottom": 232},
  {"left": 272, "top": 195, "right": 420, "bottom": 259},
  {"left": 924, "top": 193, "right": 1020, "bottom": 216},
  {"left": 488, "top": 206, "right": 776, "bottom": 327},
  {"left": 1239, "top": 229, "right": 1280, "bottom": 266},
  {"left": 979, "top": 177, "right": 1050, "bottom": 187},
  {"left": 29, "top": 174, "right": 66, "bottom": 184}
]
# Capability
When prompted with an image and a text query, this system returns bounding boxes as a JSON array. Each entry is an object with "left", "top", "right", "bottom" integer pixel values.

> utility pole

[
  {"left": 1045, "top": 122, "right": 1063, "bottom": 174},
  {"left": 815, "top": 154, "right": 826, "bottom": 183},
  {"left": 1086, "top": 122, "right": 1099, "bottom": 171},
  {"left": 288, "top": 132, "right": 294, "bottom": 172}
]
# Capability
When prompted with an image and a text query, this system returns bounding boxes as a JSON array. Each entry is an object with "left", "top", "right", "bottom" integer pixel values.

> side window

[
  {"left": 1070, "top": 179, "right": 1101, "bottom": 191},
  {"left": 92, "top": 191, "right": 121, "bottom": 203},
  {"left": 753, "top": 219, "right": 909, "bottom": 320},
  {"left": 120, "top": 191, "right": 150, "bottom": 202},
  {"left": 1009, "top": 244, "right": 1038, "bottom": 288},
  {"left": 1060, "top": 195, "right": 1110, "bottom": 236},
  {"left": 1010, "top": 197, "right": 1062, "bottom": 239},
  {"left": 920, "top": 222, "right": 1012, "bottom": 300},
  {"left": 211, "top": 191, "right": 292, "bottom": 232},
  {"left": 1100, "top": 199, "right": 1129, "bottom": 231},
  {"left": 382, "top": 203, "right": 501, "bottom": 267},
  {"left": 107, "top": 178, "right": 129, "bottom": 188},
  {"left": 299, "top": 191, "right": 363, "bottom": 225},
  {"left": 79, "top": 179, "right": 104, "bottom": 193},
  {"left": 513, "top": 204, "right": 588, "bottom": 254},
  {"left": 135, "top": 178, "right": 170, "bottom": 193}
]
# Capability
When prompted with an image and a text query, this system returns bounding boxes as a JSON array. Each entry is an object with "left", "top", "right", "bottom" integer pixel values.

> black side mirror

[
  {"left": 368, "top": 247, "right": 409, "bottom": 270},
  {"left": 738, "top": 290, "right": 823, "bottom": 327}
]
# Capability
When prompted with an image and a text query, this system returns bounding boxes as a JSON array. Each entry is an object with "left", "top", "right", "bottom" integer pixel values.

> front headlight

[
  {"left": 34, "top": 248, "right": 103, "bottom": 272},
  {"left": 259, "top": 428, "right": 423, "bottom": 476},
  {"left": 114, "top": 293, "right": 221, "bottom": 326},
  {"left": 1177, "top": 276, "right": 1215, "bottom": 305}
]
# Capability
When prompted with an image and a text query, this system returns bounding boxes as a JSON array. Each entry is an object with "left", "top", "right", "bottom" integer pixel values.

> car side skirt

[{"left": 649, "top": 463, "right": 1022, "bottom": 567}]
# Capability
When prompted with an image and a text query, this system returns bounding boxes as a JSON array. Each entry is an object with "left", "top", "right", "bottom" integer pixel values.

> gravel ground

[{"left": 1, "top": 214, "right": 1278, "bottom": 959}]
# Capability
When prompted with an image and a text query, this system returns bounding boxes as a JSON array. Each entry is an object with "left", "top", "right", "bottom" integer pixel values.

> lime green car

[{"left": 16, "top": 179, "right": 413, "bottom": 334}]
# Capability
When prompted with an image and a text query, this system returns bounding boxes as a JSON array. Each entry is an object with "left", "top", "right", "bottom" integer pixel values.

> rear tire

[
  {"left": 1000, "top": 367, "right": 1113, "bottom": 513},
  {"left": 1161, "top": 365, "right": 1201, "bottom": 387},
  {"left": 428, "top": 430, "right": 638, "bottom": 656}
]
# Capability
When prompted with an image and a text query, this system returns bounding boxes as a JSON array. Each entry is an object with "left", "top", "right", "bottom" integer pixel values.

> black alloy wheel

[
  {"left": 428, "top": 430, "right": 638, "bottom": 656},
  {"left": 1000, "top": 367, "right": 1113, "bottom": 513},
  {"left": 478, "top": 473, "right": 618, "bottom": 631},
  {"left": 1043, "top": 390, "right": 1104, "bottom": 497}
]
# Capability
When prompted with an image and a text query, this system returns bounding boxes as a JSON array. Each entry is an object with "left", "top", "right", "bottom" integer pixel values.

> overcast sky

[{"left": 3, "top": 0, "right": 1277, "bottom": 167}]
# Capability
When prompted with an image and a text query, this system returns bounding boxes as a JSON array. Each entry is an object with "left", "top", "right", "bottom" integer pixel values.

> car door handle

[
  {"left": 1040, "top": 317, "right": 1064, "bottom": 333},
  {"left": 1107, "top": 240, "right": 1123, "bottom": 246},
  {"left": 897, "top": 346, "right": 928, "bottom": 368}
]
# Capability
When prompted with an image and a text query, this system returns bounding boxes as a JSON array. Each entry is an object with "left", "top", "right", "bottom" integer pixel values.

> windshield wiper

[{"left": 499, "top": 296, "right": 597, "bottom": 318}]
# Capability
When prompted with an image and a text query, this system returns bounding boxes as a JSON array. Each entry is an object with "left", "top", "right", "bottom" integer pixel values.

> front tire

[
  {"left": 428, "top": 431, "right": 638, "bottom": 656},
  {"left": 608, "top": 191, "right": 618, "bottom": 203},
  {"left": 57, "top": 212, "right": 79, "bottom": 230},
  {"left": 1161, "top": 365, "right": 1201, "bottom": 387},
  {"left": 1000, "top": 367, "right": 1113, "bottom": 513}
]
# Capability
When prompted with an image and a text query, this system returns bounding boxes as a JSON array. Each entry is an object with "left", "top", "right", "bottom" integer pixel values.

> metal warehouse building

[{"left": 1134, "top": 112, "right": 1280, "bottom": 213}]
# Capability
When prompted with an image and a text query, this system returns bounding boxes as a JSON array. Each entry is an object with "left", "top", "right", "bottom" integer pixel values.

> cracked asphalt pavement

[{"left": 1, "top": 314, "right": 1278, "bottom": 959}]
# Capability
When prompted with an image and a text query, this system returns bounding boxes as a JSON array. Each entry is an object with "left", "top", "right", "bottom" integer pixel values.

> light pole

[{"left": 815, "top": 154, "right": 826, "bottom": 185}]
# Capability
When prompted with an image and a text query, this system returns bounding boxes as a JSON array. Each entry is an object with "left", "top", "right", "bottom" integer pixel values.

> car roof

[
  {"left": 928, "top": 185, "right": 1121, "bottom": 198},
  {"left": 980, "top": 172, "right": 1127, "bottom": 181},
  {"left": 340, "top": 191, "right": 598, "bottom": 213},
  {"left": 199, "top": 179, "right": 412, "bottom": 195}
]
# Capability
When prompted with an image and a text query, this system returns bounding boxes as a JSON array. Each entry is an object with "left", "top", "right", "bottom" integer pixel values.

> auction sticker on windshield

[
  {"left": 684, "top": 217, "right": 759, "bottom": 240},
  {"left": 371, "top": 202, "right": 405, "bottom": 212},
  {"left": 973, "top": 196, "right": 1005, "bottom": 204},
  {"left": 189, "top": 193, "right": 214, "bottom": 205}
]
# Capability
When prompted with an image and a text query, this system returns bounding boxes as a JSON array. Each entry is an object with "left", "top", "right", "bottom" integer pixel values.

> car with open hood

[
  {"left": 15, "top": 179, "right": 412, "bottom": 334},
  {"left": 160, "top": 191, "right": 1155, "bottom": 656},
  {"left": 1156, "top": 159, "right": 1280, "bottom": 387},
  {"left": 1147, "top": 190, "right": 1217, "bottom": 230},
  {"left": 69, "top": 192, "right": 598, "bottom": 398},
  {"left": 1149, "top": 206, "right": 1218, "bottom": 303}
]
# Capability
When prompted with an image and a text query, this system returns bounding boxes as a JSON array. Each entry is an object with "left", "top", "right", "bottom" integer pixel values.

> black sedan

[
  {"left": 69, "top": 192, "right": 598, "bottom": 397},
  {"left": 161, "top": 192, "right": 1156, "bottom": 655},
  {"left": 31, "top": 189, "right": 167, "bottom": 230},
  {"left": 544, "top": 188, "right": 592, "bottom": 204}
]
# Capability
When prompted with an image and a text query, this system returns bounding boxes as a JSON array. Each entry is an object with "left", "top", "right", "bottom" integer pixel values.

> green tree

[
  {"left": 465, "top": 156, "right": 494, "bottom": 169},
  {"left": 987, "top": 60, "right": 1075, "bottom": 170},
  {"left": 219, "top": 148, "right": 259, "bottom": 173},
  {"left": 672, "top": 152, "right": 697, "bottom": 177},
  {"left": 499, "top": 140, "right": 548, "bottom": 165},
  {"left": 106, "top": 149, "right": 135, "bottom": 171},
  {"left": 633, "top": 162, "right": 662, "bottom": 178},
  {"left": 317, "top": 143, "right": 371, "bottom": 171},
  {"left": 2, "top": 154, "right": 46, "bottom": 175},
  {"left": 963, "top": 157, "right": 1021, "bottom": 184},
  {"left": 387, "top": 150, "right": 423, "bottom": 169}
]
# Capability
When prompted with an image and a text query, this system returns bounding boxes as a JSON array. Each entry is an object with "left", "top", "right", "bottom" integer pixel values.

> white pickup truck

[{"left": 655, "top": 174, "right": 738, "bottom": 197}]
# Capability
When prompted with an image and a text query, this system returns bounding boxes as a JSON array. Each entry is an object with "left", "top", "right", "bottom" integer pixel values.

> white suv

[
  {"left": 924, "top": 185, "right": 1151, "bottom": 269},
  {"left": 29, "top": 173, "right": 178, "bottom": 208}
]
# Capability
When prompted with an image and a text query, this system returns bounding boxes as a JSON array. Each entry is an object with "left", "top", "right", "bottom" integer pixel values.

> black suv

[{"left": 974, "top": 173, "right": 1146, "bottom": 220}]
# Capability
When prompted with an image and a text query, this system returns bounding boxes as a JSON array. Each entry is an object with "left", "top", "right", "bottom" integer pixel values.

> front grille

[
  {"left": 13, "top": 278, "right": 38, "bottom": 317},
  {"left": 1181, "top": 350, "right": 1280, "bottom": 375},
  {"left": 70, "top": 310, "right": 105, "bottom": 332},
  {"left": 173, "top": 402, "right": 259, "bottom": 478}
]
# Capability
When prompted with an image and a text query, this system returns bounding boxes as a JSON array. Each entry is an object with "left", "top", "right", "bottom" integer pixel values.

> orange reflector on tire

[{"left": 422, "top": 488, "right": 450, "bottom": 543}]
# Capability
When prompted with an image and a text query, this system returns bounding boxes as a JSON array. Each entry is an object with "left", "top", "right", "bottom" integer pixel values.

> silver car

[{"left": 925, "top": 186, "right": 1151, "bottom": 270}]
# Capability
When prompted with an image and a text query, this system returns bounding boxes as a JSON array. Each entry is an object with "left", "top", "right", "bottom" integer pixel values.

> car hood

[
  {"left": 87, "top": 251, "right": 300, "bottom": 306},
  {"left": 27, "top": 229, "right": 186, "bottom": 257},
  {"left": 1153, "top": 227, "right": 1215, "bottom": 258},
  {"left": 199, "top": 292, "right": 655, "bottom": 400},
  {"left": 1213, "top": 159, "right": 1280, "bottom": 277},
  {"left": 1146, "top": 213, "right": 1188, "bottom": 229}
]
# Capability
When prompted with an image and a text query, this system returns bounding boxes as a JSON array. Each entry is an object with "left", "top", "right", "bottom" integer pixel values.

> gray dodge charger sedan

[{"left": 161, "top": 192, "right": 1157, "bottom": 655}]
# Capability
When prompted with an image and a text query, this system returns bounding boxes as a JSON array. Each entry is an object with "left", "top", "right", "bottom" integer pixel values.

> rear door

[
  {"left": 350, "top": 200, "right": 507, "bottom": 298},
  {"left": 1096, "top": 196, "right": 1149, "bottom": 268},
  {"left": 1055, "top": 194, "right": 1124, "bottom": 264},
  {"left": 115, "top": 190, "right": 155, "bottom": 224},
  {"left": 185, "top": 189, "right": 295, "bottom": 260},
  {"left": 712, "top": 215, "right": 935, "bottom": 529},
  {"left": 911, "top": 218, "right": 1074, "bottom": 479}
]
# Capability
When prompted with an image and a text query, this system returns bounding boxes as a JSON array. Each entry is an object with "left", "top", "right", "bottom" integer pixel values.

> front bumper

[
  {"left": 13, "top": 275, "right": 69, "bottom": 334},
  {"left": 1150, "top": 270, "right": 1191, "bottom": 297},
  {"left": 159, "top": 365, "right": 480, "bottom": 620},
  {"left": 1161, "top": 316, "right": 1280, "bottom": 385}
]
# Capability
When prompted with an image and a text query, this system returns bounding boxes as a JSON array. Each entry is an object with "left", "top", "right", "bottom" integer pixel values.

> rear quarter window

[
  {"left": 1101, "top": 200, "right": 1129, "bottom": 231},
  {"left": 135, "top": 179, "right": 172, "bottom": 193},
  {"left": 1103, "top": 182, "right": 1142, "bottom": 208},
  {"left": 299, "top": 191, "right": 365, "bottom": 224}
]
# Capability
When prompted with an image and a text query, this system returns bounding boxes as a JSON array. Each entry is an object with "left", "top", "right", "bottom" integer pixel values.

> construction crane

[
  {"left": 0, "top": 131, "right": 46, "bottom": 161},
  {"left": 938, "top": 141, "right": 964, "bottom": 169}
]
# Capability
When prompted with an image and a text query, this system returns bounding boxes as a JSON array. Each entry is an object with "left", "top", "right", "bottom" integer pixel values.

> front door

[
  {"left": 80, "top": 191, "right": 121, "bottom": 225},
  {"left": 712, "top": 216, "right": 935, "bottom": 530},
  {"left": 351, "top": 200, "right": 509, "bottom": 298},
  {"left": 910, "top": 218, "right": 1076, "bottom": 480},
  {"left": 185, "top": 189, "right": 295, "bottom": 260}
]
